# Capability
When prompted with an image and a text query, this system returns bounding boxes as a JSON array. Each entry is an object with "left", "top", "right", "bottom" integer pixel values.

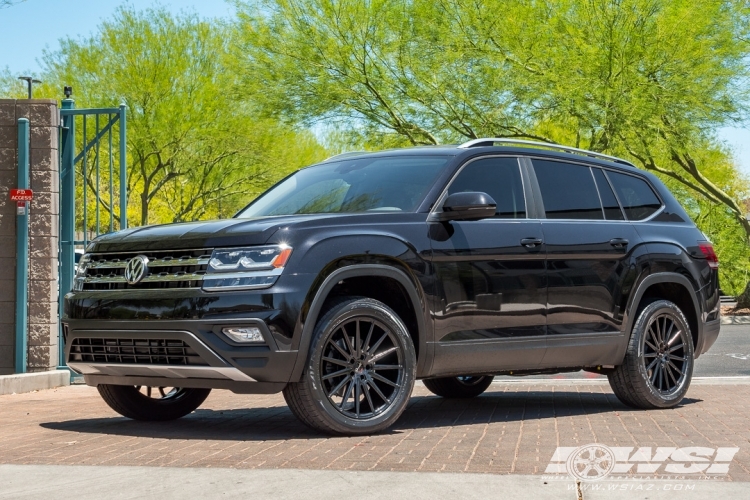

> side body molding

[{"left": 289, "top": 264, "right": 429, "bottom": 381}]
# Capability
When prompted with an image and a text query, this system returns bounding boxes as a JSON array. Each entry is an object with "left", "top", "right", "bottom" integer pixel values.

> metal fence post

[
  {"left": 15, "top": 118, "right": 30, "bottom": 374},
  {"left": 119, "top": 104, "right": 127, "bottom": 230},
  {"left": 59, "top": 99, "right": 75, "bottom": 368}
]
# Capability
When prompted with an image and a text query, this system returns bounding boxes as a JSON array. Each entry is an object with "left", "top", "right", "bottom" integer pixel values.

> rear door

[
  {"left": 428, "top": 156, "right": 548, "bottom": 376},
  {"left": 528, "top": 159, "right": 642, "bottom": 368}
]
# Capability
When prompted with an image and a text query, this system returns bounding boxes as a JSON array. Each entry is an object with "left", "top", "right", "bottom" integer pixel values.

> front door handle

[
  {"left": 609, "top": 238, "right": 629, "bottom": 248},
  {"left": 520, "top": 237, "right": 543, "bottom": 248}
]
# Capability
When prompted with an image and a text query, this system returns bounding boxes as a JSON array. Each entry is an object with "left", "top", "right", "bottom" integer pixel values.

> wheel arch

[
  {"left": 621, "top": 272, "right": 703, "bottom": 359},
  {"left": 289, "top": 264, "right": 428, "bottom": 382}
]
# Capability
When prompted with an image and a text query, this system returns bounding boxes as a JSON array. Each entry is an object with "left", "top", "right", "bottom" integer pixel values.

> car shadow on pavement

[{"left": 39, "top": 391, "right": 703, "bottom": 441}]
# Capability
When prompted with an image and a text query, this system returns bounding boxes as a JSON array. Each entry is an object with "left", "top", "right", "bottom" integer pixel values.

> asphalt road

[{"left": 496, "top": 323, "right": 750, "bottom": 380}]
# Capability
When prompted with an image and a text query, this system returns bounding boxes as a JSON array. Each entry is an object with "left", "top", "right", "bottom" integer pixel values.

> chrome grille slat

[
  {"left": 88, "top": 256, "right": 210, "bottom": 269},
  {"left": 83, "top": 273, "right": 205, "bottom": 284},
  {"left": 81, "top": 248, "right": 212, "bottom": 291}
]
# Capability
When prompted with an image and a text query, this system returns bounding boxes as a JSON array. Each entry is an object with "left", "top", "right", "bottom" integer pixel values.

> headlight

[
  {"left": 72, "top": 253, "right": 91, "bottom": 291},
  {"left": 76, "top": 254, "right": 91, "bottom": 278},
  {"left": 202, "top": 245, "right": 292, "bottom": 291}
]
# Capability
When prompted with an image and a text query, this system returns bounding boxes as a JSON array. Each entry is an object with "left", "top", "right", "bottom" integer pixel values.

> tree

[
  {"left": 234, "top": 0, "right": 750, "bottom": 233},
  {"left": 42, "top": 6, "right": 326, "bottom": 226}
]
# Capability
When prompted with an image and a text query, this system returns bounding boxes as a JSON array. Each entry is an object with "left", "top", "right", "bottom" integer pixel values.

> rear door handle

[
  {"left": 520, "top": 237, "right": 543, "bottom": 248},
  {"left": 609, "top": 238, "right": 629, "bottom": 248}
]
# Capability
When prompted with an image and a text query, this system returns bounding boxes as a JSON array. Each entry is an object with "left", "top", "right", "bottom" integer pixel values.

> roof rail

[
  {"left": 457, "top": 138, "right": 635, "bottom": 167},
  {"left": 323, "top": 151, "right": 369, "bottom": 162}
]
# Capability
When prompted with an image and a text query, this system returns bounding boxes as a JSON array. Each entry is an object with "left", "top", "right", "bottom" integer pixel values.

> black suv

[{"left": 64, "top": 138, "right": 721, "bottom": 435}]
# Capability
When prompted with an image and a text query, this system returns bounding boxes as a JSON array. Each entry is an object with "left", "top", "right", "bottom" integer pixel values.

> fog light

[{"left": 222, "top": 327, "right": 264, "bottom": 343}]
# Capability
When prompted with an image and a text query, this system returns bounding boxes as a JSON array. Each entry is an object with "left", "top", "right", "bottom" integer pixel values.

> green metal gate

[{"left": 58, "top": 98, "right": 127, "bottom": 367}]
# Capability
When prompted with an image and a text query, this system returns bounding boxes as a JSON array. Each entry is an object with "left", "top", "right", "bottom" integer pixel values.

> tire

[
  {"left": 608, "top": 299, "right": 694, "bottom": 409},
  {"left": 283, "top": 296, "right": 416, "bottom": 435},
  {"left": 97, "top": 384, "right": 211, "bottom": 421},
  {"left": 423, "top": 375, "right": 493, "bottom": 398}
]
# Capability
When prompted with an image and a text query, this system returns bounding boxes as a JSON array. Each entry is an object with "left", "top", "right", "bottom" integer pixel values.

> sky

[{"left": 1, "top": 0, "right": 749, "bottom": 174}]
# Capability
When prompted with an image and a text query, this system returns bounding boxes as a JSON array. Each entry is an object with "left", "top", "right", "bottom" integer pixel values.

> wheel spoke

[
  {"left": 368, "top": 332, "right": 388, "bottom": 356},
  {"left": 646, "top": 357, "right": 660, "bottom": 373},
  {"left": 363, "top": 322, "right": 375, "bottom": 355},
  {"left": 649, "top": 366, "right": 659, "bottom": 385},
  {"left": 341, "top": 327, "right": 355, "bottom": 358},
  {"left": 647, "top": 326, "right": 660, "bottom": 347},
  {"left": 373, "top": 364, "right": 401, "bottom": 370},
  {"left": 668, "top": 360, "right": 684, "bottom": 375},
  {"left": 370, "top": 346, "right": 398, "bottom": 363},
  {"left": 355, "top": 320, "right": 361, "bottom": 357},
  {"left": 645, "top": 339, "right": 659, "bottom": 352},
  {"left": 329, "top": 338, "right": 351, "bottom": 360},
  {"left": 362, "top": 380, "right": 376, "bottom": 414},
  {"left": 354, "top": 378, "right": 361, "bottom": 417},
  {"left": 371, "top": 372, "right": 399, "bottom": 388},
  {"left": 339, "top": 378, "right": 355, "bottom": 409},
  {"left": 667, "top": 344, "right": 683, "bottom": 354},
  {"left": 328, "top": 374, "right": 352, "bottom": 398},
  {"left": 322, "top": 367, "right": 351, "bottom": 381},
  {"left": 665, "top": 363, "right": 678, "bottom": 387},
  {"left": 655, "top": 318, "right": 662, "bottom": 343},
  {"left": 366, "top": 376, "right": 391, "bottom": 403},
  {"left": 322, "top": 356, "right": 350, "bottom": 367}
]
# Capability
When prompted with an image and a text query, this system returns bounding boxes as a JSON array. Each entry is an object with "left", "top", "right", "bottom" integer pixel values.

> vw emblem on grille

[{"left": 124, "top": 255, "right": 149, "bottom": 285}]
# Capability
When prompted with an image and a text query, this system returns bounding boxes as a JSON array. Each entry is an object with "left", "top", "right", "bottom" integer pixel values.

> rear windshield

[{"left": 237, "top": 155, "right": 450, "bottom": 217}]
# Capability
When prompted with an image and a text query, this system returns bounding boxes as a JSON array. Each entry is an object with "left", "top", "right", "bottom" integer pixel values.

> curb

[
  {"left": 472, "top": 376, "right": 750, "bottom": 386},
  {"left": 0, "top": 370, "right": 70, "bottom": 395}
]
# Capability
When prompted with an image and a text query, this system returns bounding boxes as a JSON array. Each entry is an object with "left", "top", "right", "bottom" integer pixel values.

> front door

[{"left": 428, "top": 156, "right": 547, "bottom": 376}]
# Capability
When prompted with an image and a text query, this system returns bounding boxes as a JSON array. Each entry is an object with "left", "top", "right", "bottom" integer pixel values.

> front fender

[{"left": 288, "top": 263, "right": 430, "bottom": 382}]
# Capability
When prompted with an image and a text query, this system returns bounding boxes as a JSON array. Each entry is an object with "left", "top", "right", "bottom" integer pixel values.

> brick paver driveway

[{"left": 2, "top": 381, "right": 749, "bottom": 481}]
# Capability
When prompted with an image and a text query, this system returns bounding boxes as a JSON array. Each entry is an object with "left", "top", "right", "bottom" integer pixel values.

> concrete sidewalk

[{"left": 2, "top": 464, "right": 749, "bottom": 500}]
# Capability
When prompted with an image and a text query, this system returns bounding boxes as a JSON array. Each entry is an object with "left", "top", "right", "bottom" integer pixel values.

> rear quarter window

[{"left": 606, "top": 171, "right": 662, "bottom": 220}]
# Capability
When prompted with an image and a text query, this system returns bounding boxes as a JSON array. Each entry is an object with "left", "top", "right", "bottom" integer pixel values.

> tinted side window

[
  {"left": 447, "top": 157, "right": 525, "bottom": 218},
  {"left": 606, "top": 171, "right": 662, "bottom": 220},
  {"left": 592, "top": 168, "right": 624, "bottom": 220},
  {"left": 533, "top": 160, "right": 603, "bottom": 220}
]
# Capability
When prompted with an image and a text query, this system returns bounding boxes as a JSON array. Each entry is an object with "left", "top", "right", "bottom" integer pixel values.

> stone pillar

[{"left": 0, "top": 99, "right": 59, "bottom": 374}]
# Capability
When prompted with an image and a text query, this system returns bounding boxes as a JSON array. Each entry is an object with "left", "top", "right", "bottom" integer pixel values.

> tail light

[{"left": 698, "top": 241, "right": 719, "bottom": 270}]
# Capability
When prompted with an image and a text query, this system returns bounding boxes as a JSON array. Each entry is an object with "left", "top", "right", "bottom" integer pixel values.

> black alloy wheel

[
  {"left": 284, "top": 297, "right": 416, "bottom": 435},
  {"left": 135, "top": 385, "right": 185, "bottom": 400},
  {"left": 423, "top": 374, "right": 494, "bottom": 398},
  {"left": 321, "top": 316, "right": 405, "bottom": 419},
  {"left": 641, "top": 313, "right": 689, "bottom": 394},
  {"left": 97, "top": 384, "right": 211, "bottom": 421},
  {"left": 608, "top": 299, "right": 694, "bottom": 409}
]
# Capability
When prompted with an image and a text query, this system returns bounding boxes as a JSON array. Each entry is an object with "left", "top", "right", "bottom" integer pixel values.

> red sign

[{"left": 10, "top": 189, "right": 33, "bottom": 201}]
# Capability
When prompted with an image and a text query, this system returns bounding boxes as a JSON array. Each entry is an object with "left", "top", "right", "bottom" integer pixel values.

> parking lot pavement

[{"left": 1, "top": 381, "right": 750, "bottom": 483}]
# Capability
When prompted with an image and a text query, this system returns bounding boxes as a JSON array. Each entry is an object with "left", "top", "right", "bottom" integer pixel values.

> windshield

[{"left": 237, "top": 155, "right": 450, "bottom": 217}]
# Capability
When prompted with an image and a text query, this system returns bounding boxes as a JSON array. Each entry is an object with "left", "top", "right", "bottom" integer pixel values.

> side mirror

[{"left": 433, "top": 192, "right": 496, "bottom": 221}]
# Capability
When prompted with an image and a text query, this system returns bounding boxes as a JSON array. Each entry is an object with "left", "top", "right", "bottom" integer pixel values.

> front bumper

[{"left": 63, "top": 316, "right": 298, "bottom": 394}]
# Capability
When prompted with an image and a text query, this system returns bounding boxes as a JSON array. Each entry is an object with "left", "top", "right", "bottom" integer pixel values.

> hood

[{"left": 89, "top": 214, "right": 339, "bottom": 252}]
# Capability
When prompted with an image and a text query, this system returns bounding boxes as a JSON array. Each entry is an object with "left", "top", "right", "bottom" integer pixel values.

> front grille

[
  {"left": 68, "top": 337, "right": 208, "bottom": 366},
  {"left": 81, "top": 248, "right": 212, "bottom": 291}
]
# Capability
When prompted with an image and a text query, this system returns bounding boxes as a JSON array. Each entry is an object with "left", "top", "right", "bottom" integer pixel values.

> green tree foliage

[
  {"left": 234, "top": 0, "right": 750, "bottom": 293},
  {"left": 40, "top": 6, "right": 326, "bottom": 226}
]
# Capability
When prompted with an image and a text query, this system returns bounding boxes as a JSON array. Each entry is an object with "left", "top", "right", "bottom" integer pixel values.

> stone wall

[{"left": 0, "top": 99, "right": 59, "bottom": 374}]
